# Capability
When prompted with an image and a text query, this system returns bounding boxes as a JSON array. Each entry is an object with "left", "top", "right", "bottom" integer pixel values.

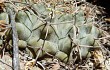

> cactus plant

[{"left": 0, "top": 0, "right": 105, "bottom": 63}]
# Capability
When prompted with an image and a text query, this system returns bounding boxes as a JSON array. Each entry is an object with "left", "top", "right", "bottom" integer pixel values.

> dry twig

[{"left": 7, "top": 7, "right": 20, "bottom": 70}]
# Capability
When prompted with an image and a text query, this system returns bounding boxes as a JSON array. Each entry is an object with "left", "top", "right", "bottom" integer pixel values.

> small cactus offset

[{"left": 0, "top": 0, "right": 108, "bottom": 68}]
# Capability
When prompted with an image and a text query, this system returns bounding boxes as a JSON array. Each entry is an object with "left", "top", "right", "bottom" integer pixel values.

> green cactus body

[
  {"left": 0, "top": 13, "right": 9, "bottom": 24},
  {"left": 0, "top": 1, "right": 104, "bottom": 62}
]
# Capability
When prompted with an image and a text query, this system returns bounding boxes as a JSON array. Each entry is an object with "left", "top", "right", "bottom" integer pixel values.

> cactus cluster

[{"left": 0, "top": 1, "right": 104, "bottom": 62}]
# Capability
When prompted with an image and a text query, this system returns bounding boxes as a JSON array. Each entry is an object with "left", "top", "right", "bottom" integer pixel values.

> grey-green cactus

[{"left": 0, "top": 1, "right": 104, "bottom": 62}]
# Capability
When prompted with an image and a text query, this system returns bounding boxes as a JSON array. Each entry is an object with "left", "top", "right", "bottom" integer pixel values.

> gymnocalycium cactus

[{"left": 0, "top": 1, "right": 104, "bottom": 62}]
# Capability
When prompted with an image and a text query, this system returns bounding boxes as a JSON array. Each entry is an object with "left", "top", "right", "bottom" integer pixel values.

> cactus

[{"left": 0, "top": 1, "right": 104, "bottom": 62}]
